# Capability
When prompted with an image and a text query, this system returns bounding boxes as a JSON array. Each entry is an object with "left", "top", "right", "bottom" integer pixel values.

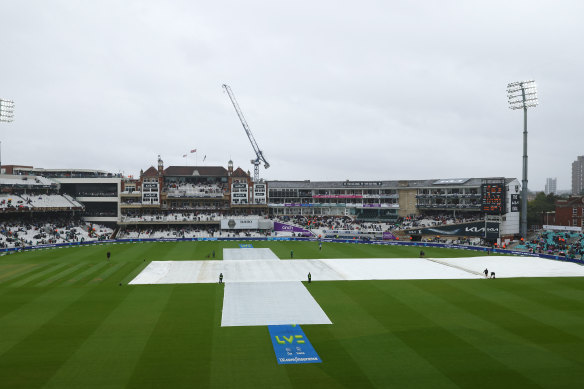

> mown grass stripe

[
  {"left": 209, "top": 282, "right": 297, "bottom": 389},
  {"left": 34, "top": 263, "right": 87, "bottom": 287},
  {"left": 488, "top": 278, "right": 584, "bottom": 321},
  {"left": 433, "top": 281, "right": 584, "bottom": 367},
  {"left": 294, "top": 325, "right": 379, "bottom": 389},
  {"left": 346, "top": 281, "right": 541, "bottom": 388},
  {"left": 65, "top": 261, "right": 110, "bottom": 286},
  {"left": 2, "top": 241, "right": 583, "bottom": 388},
  {"left": 549, "top": 277, "right": 584, "bottom": 292},
  {"left": 520, "top": 277, "right": 584, "bottom": 301},
  {"left": 0, "top": 288, "right": 51, "bottom": 322},
  {"left": 0, "top": 286, "right": 132, "bottom": 388},
  {"left": 307, "top": 281, "right": 459, "bottom": 388},
  {"left": 45, "top": 286, "right": 174, "bottom": 388},
  {"left": 0, "top": 264, "right": 38, "bottom": 282},
  {"left": 9, "top": 262, "right": 70, "bottom": 288},
  {"left": 66, "top": 262, "right": 109, "bottom": 286},
  {"left": 452, "top": 279, "right": 584, "bottom": 339},
  {"left": 125, "top": 285, "right": 217, "bottom": 388},
  {"left": 119, "top": 260, "right": 150, "bottom": 285},
  {"left": 310, "top": 281, "right": 456, "bottom": 388},
  {"left": 0, "top": 288, "right": 88, "bottom": 357},
  {"left": 86, "top": 262, "right": 125, "bottom": 285},
  {"left": 98, "top": 262, "right": 142, "bottom": 287},
  {"left": 402, "top": 281, "right": 584, "bottom": 388},
  {"left": 50, "top": 262, "right": 105, "bottom": 287},
  {"left": 0, "top": 263, "right": 52, "bottom": 286}
]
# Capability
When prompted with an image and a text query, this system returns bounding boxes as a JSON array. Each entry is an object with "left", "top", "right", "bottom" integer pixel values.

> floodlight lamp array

[
  {"left": 507, "top": 81, "right": 538, "bottom": 110},
  {"left": 0, "top": 99, "right": 15, "bottom": 122}
]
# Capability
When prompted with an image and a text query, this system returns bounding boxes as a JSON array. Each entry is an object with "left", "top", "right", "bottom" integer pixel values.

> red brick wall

[{"left": 555, "top": 198, "right": 584, "bottom": 227}]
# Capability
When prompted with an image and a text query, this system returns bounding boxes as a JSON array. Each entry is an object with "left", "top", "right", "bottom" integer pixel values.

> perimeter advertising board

[
  {"left": 543, "top": 225, "right": 582, "bottom": 232},
  {"left": 273, "top": 222, "right": 312, "bottom": 236},
  {"left": 220, "top": 218, "right": 259, "bottom": 229},
  {"left": 407, "top": 221, "right": 500, "bottom": 239}
]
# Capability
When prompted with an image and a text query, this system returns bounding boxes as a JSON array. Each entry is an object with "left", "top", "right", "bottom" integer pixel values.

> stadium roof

[
  {"left": 0, "top": 174, "right": 57, "bottom": 188},
  {"left": 267, "top": 178, "right": 518, "bottom": 189},
  {"left": 163, "top": 166, "right": 228, "bottom": 177},
  {"left": 142, "top": 166, "right": 158, "bottom": 177},
  {"left": 232, "top": 167, "right": 249, "bottom": 178},
  {"left": 9, "top": 166, "right": 119, "bottom": 178}
]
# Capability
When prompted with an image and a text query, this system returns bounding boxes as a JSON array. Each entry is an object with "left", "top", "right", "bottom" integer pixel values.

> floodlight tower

[
  {"left": 507, "top": 80, "right": 537, "bottom": 239},
  {"left": 0, "top": 99, "right": 14, "bottom": 123},
  {"left": 0, "top": 98, "right": 14, "bottom": 172}
]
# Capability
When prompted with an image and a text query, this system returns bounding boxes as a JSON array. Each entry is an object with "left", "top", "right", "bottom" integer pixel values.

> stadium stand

[
  {"left": 0, "top": 173, "right": 83, "bottom": 212},
  {"left": 0, "top": 216, "right": 113, "bottom": 248},
  {"left": 515, "top": 230, "right": 584, "bottom": 259},
  {"left": 165, "top": 183, "right": 226, "bottom": 198},
  {"left": 117, "top": 225, "right": 266, "bottom": 239},
  {"left": 0, "top": 164, "right": 525, "bottom": 247}
]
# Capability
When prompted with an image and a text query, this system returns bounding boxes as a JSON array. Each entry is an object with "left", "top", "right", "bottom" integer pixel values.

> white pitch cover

[{"left": 221, "top": 281, "right": 332, "bottom": 327}]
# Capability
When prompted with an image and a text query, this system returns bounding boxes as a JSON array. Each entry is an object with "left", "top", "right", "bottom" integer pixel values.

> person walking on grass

[
  {"left": 290, "top": 250, "right": 294, "bottom": 259},
  {"left": 107, "top": 251, "right": 111, "bottom": 261}
]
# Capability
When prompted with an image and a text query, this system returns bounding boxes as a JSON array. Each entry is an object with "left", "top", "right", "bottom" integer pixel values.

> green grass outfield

[{"left": 1, "top": 241, "right": 583, "bottom": 388}]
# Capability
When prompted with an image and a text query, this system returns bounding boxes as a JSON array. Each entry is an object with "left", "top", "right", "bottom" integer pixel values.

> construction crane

[{"left": 222, "top": 84, "right": 270, "bottom": 182}]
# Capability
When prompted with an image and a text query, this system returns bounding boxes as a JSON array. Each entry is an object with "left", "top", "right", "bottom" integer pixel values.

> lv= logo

[
  {"left": 275, "top": 335, "right": 305, "bottom": 344},
  {"left": 268, "top": 324, "right": 321, "bottom": 364}
]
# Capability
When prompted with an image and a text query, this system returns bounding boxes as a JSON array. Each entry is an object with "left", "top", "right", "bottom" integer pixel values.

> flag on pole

[
  {"left": 190, "top": 149, "right": 196, "bottom": 153},
  {"left": 203, "top": 155, "right": 206, "bottom": 162}
]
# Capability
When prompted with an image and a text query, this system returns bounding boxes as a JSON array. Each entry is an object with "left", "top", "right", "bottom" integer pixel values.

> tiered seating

[
  {"left": 121, "top": 212, "right": 222, "bottom": 223},
  {"left": 0, "top": 220, "right": 114, "bottom": 249},
  {"left": 518, "top": 231, "right": 584, "bottom": 258},
  {"left": 20, "top": 194, "right": 81, "bottom": 209},
  {"left": 166, "top": 183, "right": 225, "bottom": 198},
  {"left": 0, "top": 194, "right": 29, "bottom": 210},
  {"left": 0, "top": 193, "right": 83, "bottom": 211},
  {"left": 117, "top": 226, "right": 266, "bottom": 239},
  {"left": 0, "top": 175, "right": 55, "bottom": 188},
  {"left": 398, "top": 215, "right": 483, "bottom": 230}
]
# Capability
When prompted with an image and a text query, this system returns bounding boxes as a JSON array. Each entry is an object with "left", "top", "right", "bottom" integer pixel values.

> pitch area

[{"left": 0, "top": 241, "right": 583, "bottom": 388}]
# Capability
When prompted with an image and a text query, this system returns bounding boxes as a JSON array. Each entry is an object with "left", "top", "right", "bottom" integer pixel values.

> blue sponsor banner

[
  {"left": 239, "top": 243, "right": 254, "bottom": 248},
  {"left": 268, "top": 325, "right": 321, "bottom": 364}
]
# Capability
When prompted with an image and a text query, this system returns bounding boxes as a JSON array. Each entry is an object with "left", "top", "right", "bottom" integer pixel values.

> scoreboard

[{"left": 481, "top": 183, "right": 506, "bottom": 214}]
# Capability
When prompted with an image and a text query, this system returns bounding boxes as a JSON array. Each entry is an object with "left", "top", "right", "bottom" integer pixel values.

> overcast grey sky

[{"left": 1, "top": 0, "right": 582, "bottom": 190}]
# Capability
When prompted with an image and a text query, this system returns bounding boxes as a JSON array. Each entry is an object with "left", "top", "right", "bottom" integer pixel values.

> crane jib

[{"left": 222, "top": 84, "right": 270, "bottom": 182}]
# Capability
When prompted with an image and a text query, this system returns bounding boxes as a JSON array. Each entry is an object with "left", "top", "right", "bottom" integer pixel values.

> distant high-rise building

[
  {"left": 545, "top": 177, "right": 557, "bottom": 195},
  {"left": 572, "top": 156, "right": 584, "bottom": 195}
]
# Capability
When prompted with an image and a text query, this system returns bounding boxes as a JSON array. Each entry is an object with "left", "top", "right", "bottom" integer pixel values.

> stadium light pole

[
  {"left": 0, "top": 98, "right": 14, "bottom": 123},
  {"left": 0, "top": 98, "right": 15, "bottom": 173},
  {"left": 507, "top": 80, "right": 537, "bottom": 239}
]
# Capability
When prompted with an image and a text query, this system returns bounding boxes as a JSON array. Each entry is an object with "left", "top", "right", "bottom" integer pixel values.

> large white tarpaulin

[
  {"left": 221, "top": 282, "right": 332, "bottom": 326},
  {"left": 130, "top": 256, "right": 584, "bottom": 285}
]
